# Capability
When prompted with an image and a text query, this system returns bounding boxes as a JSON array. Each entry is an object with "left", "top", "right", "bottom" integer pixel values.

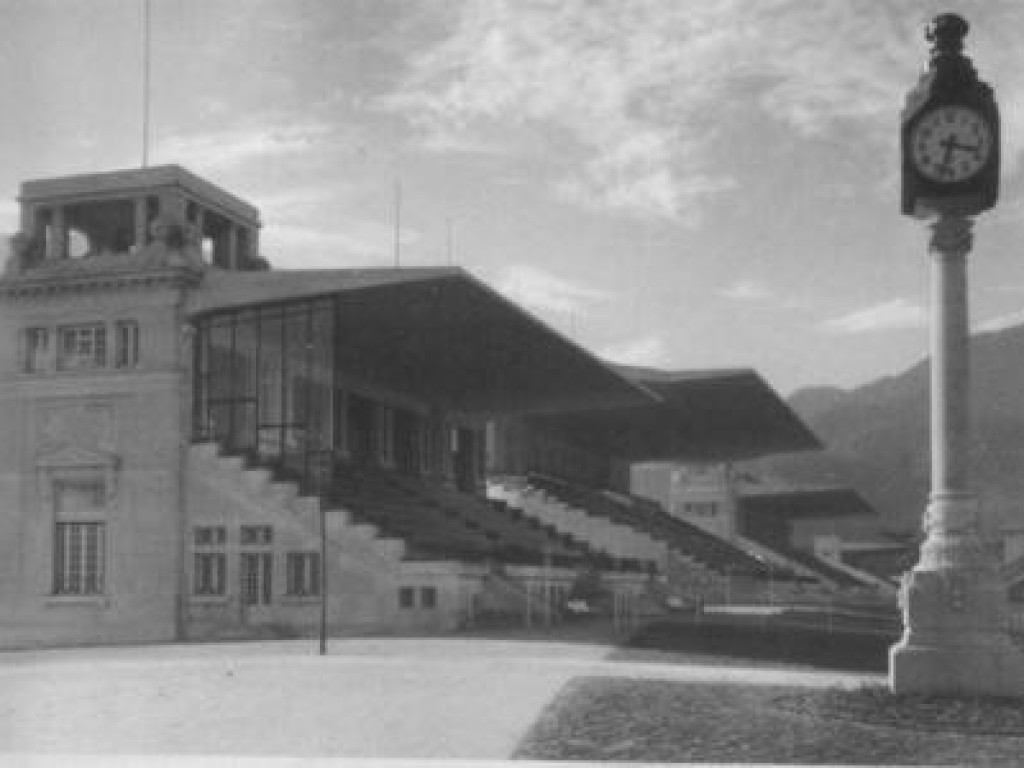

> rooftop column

[
  {"left": 134, "top": 197, "right": 148, "bottom": 250},
  {"left": 46, "top": 206, "right": 67, "bottom": 261}
]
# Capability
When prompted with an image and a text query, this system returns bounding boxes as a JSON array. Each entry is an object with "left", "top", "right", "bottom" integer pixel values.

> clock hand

[
  {"left": 949, "top": 139, "right": 981, "bottom": 155},
  {"left": 937, "top": 134, "right": 957, "bottom": 175}
]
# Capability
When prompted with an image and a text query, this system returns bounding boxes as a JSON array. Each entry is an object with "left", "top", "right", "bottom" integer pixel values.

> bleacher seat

[
  {"left": 328, "top": 463, "right": 643, "bottom": 570},
  {"left": 525, "top": 473, "right": 799, "bottom": 580}
]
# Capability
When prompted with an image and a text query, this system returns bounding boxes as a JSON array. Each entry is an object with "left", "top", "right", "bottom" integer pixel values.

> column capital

[{"left": 929, "top": 215, "right": 973, "bottom": 257}]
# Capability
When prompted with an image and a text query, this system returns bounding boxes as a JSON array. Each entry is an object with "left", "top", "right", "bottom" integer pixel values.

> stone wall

[{"left": 0, "top": 283, "right": 189, "bottom": 649}]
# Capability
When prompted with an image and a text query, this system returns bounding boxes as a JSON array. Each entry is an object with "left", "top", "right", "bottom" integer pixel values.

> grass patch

[
  {"left": 775, "top": 683, "right": 1024, "bottom": 737},
  {"left": 515, "top": 677, "right": 1024, "bottom": 764},
  {"left": 624, "top": 617, "right": 893, "bottom": 671}
]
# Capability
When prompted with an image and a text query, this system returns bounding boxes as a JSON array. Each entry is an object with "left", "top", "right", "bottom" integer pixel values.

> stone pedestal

[
  {"left": 890, "top": 216, "right": 1024, "bottom": 696},
  {"left": 890, "top": 496, "right": 1024, "bottom": 695}
]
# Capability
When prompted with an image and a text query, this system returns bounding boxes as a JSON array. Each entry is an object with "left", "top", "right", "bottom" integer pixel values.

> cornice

[{"left": 0, "top": 266, "right": 203, "bottom": 299}]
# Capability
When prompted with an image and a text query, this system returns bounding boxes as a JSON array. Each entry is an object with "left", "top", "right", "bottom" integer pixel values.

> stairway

[
  {"left": 187, "top": 442, "right": 408, "bottom": 638},
  {"left": 488, "top": 480, "right": 665, "bottom": 567}
]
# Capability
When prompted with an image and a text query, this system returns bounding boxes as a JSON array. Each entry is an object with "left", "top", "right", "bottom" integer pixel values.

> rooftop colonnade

[{"left": 8, "top": 165, "right": 263, "bottom": 273}]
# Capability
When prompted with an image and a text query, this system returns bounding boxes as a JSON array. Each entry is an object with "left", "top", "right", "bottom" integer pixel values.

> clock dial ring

[{"left": 910, "top": 105, "right": 992, "bottom": 183}]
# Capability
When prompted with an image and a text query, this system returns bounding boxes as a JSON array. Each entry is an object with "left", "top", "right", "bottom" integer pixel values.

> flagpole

[
  {"left": 142, "top": 0, "right": 152, "bottom": 167},
  {"left": 394, "top": 180, "right": 402, "bottom": 267},
  {"left": 446, "top": 217, "right": 453, "bottom": 266}
]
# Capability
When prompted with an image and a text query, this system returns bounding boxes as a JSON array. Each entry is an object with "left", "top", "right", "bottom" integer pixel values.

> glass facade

[
  {"left": 193, "top": 296, "right": 476, "bottom": 494},
  {"left": 194, "top": 298, "right": 335, "bottom": 492}
]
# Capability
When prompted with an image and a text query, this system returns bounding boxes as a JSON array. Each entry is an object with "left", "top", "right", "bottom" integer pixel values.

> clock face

[{"left": 910, "top": 106, "right": 993, "bottom": 183}]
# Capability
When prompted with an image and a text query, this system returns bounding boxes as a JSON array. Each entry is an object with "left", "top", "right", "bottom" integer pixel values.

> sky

[{"left": 1, "top": 0, "right": 1024, "bottom": 396}]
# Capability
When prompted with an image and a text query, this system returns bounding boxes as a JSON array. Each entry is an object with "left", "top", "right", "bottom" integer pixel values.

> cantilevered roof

[
  {"left": 189, "top": 267, "right": 462, "bottom": 312},
  {"left": 519, "top": 366, "right": 821, "bottom": 462},
  {"left": 737, "top": 486, "right": 876, "bottom": 518},
  {"left": 189, "top": 267, "right": 651, "bottom": 416},
  {"left": 188, "top": 268, "right": 819, "bottom": 460},
  {"left": 624, "top": 366, "right": 821, "bottom": 457}
]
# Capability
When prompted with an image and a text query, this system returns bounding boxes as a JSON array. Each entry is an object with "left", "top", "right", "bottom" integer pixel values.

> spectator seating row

[
  {"left": 526, "top": 473, "right": 800, "bottom": 580},
  {"left": 841, "top": 547, "right": 918, "bottom": 586},
  {"left": 329, "top": 463, "right": 647, "bottom": 571}
]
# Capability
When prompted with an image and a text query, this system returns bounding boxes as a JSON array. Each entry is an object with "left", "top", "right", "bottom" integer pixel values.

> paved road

[{"left": 0, "top": 635, "right": 884, "bottom": 761}]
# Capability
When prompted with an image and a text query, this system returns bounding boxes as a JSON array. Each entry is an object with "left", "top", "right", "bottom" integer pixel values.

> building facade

[{"left": 1, "top": 166, "right": 664, "bottom": 649}]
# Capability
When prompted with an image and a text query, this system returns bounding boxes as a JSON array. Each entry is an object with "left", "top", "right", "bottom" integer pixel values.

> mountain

[
  {"left": 757, "top": 324, "right": 1024, "bottom": 537},
  {"left": 786, "top": 386, "right": 848, "bottom": 421}
]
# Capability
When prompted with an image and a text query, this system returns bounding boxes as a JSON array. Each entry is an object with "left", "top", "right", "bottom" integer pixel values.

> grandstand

[{"left": 0, "top": 165, "right": 865, "bottom": 649}]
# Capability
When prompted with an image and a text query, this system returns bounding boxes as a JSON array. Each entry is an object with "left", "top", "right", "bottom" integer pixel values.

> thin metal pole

[
  {"left": 319, "top": 501, "right": 327, "bottom": 655},
  {"left": 393, "top": 180, "right": 402, "bottom": 267},
  {"left": 446, "top": 217, "right": 453, "bottom": 266},
  {"left": 142, "top": 0, "right": 151, "bottom": 167},
  {"left": 321, "top": 297, "right": 340, "bottom": 656}
]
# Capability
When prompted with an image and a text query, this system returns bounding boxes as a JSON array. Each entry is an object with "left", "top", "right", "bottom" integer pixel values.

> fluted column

[{"left": 920, "top": 215, "right": 979, "bottom": 566}]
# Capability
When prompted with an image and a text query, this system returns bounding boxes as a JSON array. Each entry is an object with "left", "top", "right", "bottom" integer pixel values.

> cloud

[
  {"left": 381, "top": 0, "right": 984, "bottom": 221},
  {"left": 262, "top": 220, "right": 422, "bottom": 269},
  {"left": 975, "top": 309, "right": 1024, "bottom": 334},
  {"left": 492, "top": 263, "right": 610, "bottom": 316},
  {"left": 600, "top": 335, "right": 671, "bottom": 367},
  {"left": 718, "top": 280, "right": 772, "bottom": 301},
  {"left": 250, "top": 184, "right": 358, "bottom": 222},
  {"left": 155, "top": 121, "right": 336, "bottom": 171},
  {"left": 823, "top": 298, "right": 927, "bottom": 334},
  {"left": 0, "top": 200, "right": 18, "bottom": 233}
]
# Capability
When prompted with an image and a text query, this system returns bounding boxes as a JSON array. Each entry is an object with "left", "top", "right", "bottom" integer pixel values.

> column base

[
  {"left": 890, "top": 577, "right": 1024, "bottom": 697},
  {"left": 890, "top": 496, "right": 1024, "bottom": 696},
  {"left": 890, "top": 641, "right": 1024, "bottom": 697}
]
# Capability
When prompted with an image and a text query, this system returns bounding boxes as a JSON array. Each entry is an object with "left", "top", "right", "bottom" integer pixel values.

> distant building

[
  {"left": 632, "top": 462, "right": 737, "bottom": 540},
  {"left": 631, "top": 460, "right": 875, "bottom": 550}
]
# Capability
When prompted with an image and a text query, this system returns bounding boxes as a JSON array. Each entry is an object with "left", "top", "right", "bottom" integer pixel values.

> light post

[
  {"left": 319, "top": 495, "right": 328, "bottom": 656},
  {"left": 889, "top": 14, "right": 1024, "bottom": 696}
]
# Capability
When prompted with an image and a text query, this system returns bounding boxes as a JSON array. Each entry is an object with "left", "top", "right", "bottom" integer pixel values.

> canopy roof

[
  {"left": 521, "top": 366, "right": 821, "bottom": 462},
  {"left": 189, "top": 268, "right": 819, "bottom": 461},
  {"left": 738, "top": 486, "right": 875, "bottom": 518},
  {"left": 190, "top": 267, "right": 649, "bottom": 416}
]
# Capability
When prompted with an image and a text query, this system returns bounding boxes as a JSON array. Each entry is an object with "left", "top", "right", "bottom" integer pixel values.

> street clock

[{"left": 901, "top": 14, "right": 999, "bottom": 218}]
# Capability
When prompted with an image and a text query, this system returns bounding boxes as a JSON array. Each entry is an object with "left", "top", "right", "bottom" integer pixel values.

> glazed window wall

[{"left": 194, "top": 299, "right": 334, "bottom": 492}]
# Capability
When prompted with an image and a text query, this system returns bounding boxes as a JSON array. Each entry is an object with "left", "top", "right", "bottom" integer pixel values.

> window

[
  {"left": 194, "top": 552, "right": 226, "bottom": 595},
  {"left": 193, "top": 526, "right": 226, "bottom": 596},
  {"left": 240, "top": 552, "right": 272, "bottom": 606},
  {"left": 420, "top": 586, "right": 437, "bottom": 609},
  {"left": 194, "top": 526, "right": 226, "bottom": 546},
  {"left": 286, "top": 552, "right": 321, "bottom": 597},
  {"left": 23, "top": 327, "right": 49, "bottom": 372},
  {"left": 52, "top": 479, "right": 106, "bottom": 597},
  {"left": 54, "top": 522, "right": 105, "bottom": 595},
  {"left": 114, "top": 320, "right": 140, "bottom": 369},
  {"left": 682, "top": 501, "right": 719, "bottom": 518},
  {"left": 240, "top": 525, "right": 273, "bottom": 606},
  {"left": 57, "top": 324, "right": 106, "bottom": 371},
  {"left": 398, "top": 586, "right": 416, "bottom": 609},
  {"left": 240, "top": 525, "right": 273, "bottom": 545}
]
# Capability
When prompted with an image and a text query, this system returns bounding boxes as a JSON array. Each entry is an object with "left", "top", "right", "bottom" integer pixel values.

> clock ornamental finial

[{"left": 927, "top": 13, "right": 969, "bottom": 58}]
